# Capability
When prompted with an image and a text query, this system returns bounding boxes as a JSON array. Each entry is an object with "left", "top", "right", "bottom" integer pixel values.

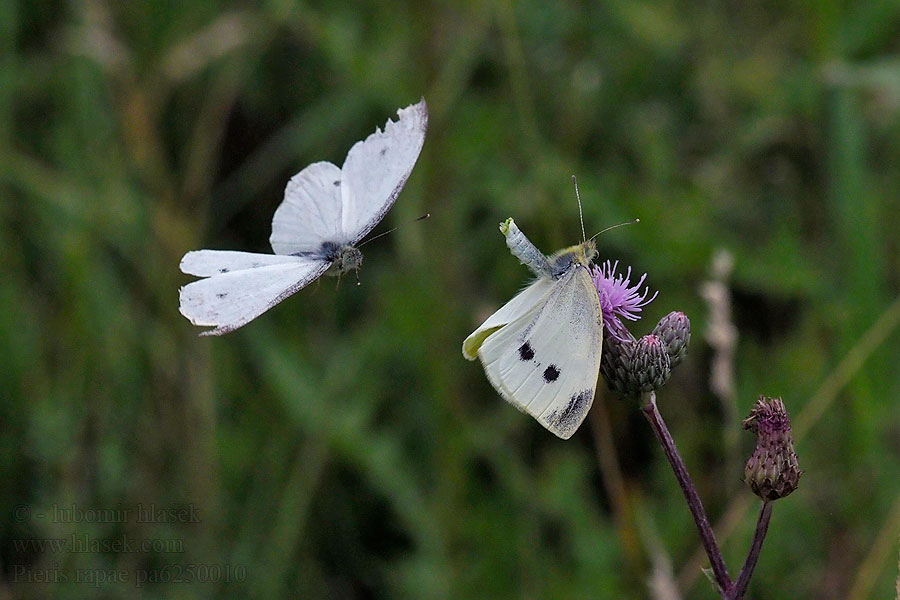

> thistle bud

[
  {"left": 652, "top": 311, "right": 691, "bottom": 368},
  {"left": 743, "top": 396, "right": 801, "bottom": 501},
  {"left": 600, "top": 327, "right": 637, "bottom": 395},
  {"left": 600, "top": 331, "right": 672, "bottom": 396},
  {"left": 632, "top": 334, "right": 671, "bottom": 392}
]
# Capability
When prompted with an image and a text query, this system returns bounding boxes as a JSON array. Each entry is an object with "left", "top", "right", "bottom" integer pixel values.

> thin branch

[
  {"left": 678, "top": 495, "right": 751, "bottom": 591},
  {"left": 699, "top": 250, "right": 738, "bottom": 419},
  {"left": 728, "top": 501, "right": 773, "bottom": 600},
  {"left": 700, "top": 250, "right": 741, "bottom": 480},
  {"left": 641, "top": 392, "right": 732, "bottom": 597}
]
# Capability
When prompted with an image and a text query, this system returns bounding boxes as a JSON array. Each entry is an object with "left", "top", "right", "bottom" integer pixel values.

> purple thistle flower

[{"left": 591, "top": 260, "right": 658, "bottom": 341}]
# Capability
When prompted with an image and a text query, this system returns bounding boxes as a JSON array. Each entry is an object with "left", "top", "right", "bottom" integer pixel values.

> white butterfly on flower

[
  {"left": 463, "top": 216, "right": 603, "bottom": 439},
  {"left": 179, "top": 99, "right": 428, "bottom": 336},
  {"left": 463, "top": 181, "right": 650, "bottom": 439}
]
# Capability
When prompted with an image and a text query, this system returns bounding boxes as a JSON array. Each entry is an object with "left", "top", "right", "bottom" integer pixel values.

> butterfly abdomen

[{"left": 500, "top": 218, "right": 552, "bottom": 277}]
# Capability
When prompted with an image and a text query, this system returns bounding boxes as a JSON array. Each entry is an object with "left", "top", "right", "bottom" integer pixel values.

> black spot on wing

[
  {"left": 216, "top": 292, "right": 228, "bottom": 299},
  {"left": 218, "top": 268, "right": 229, "bottom": 273},
  {"left": 518, "top": 342, "right": 535, "bottom": 361},
  {"left": 543, "top": 365, "right": 560, "bottom": 382},
  {"left": 379, "top": 147, "right": 387, "bottom": 156},
  {"left": 546, "top": 389, "right": 593, "bottom": 434},
  {"left": 333, "top": 180, "right": 340, "bottom": 186}
]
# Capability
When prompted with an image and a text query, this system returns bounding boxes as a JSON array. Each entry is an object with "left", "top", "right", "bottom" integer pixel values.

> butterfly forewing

[
  {"left": 477, "top": 265, "right": 603, "bottom": 439},
  {"left": 341, "top": 99, "right": 428, "bottom": 243},
  {"left": 270, "top": 161, "right": 344, "bottom": 255}
]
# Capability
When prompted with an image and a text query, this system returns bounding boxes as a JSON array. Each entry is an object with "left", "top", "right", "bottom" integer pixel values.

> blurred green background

[{"left": 2, "top": 0, "right": 900, "bottom": 598}]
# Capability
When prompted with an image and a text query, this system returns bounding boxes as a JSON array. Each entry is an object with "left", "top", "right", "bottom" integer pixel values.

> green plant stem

[
  {"left": 728, "top": 501, "right": 773, "bottom": 600},
  {"left": 641, "top": 391, "right": 732, "bottom": 597}
]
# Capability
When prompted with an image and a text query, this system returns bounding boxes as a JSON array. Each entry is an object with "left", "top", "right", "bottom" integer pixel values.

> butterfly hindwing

[
  {"left": 462, "top": 276, "right": 555, "bottom": 360},
  {"left": 180, "top": 250, "right": 316, "bottom": 277},
  {"left": 477, "top": 266, "right": 603, "bottom": 439},
  {"left": 179, "top": 254, "right": 330, "bottom": 336}
]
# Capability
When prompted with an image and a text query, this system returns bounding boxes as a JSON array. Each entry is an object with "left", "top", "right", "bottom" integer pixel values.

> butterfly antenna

[
  {"left": 357, "top": 213, "right": 431, "bottom": 247},
  {"left": 572, "top": 175, "right": 586, "bottom": 242},
  {"left": 588, "top": 218, "right": 640, "bottom": 241}
]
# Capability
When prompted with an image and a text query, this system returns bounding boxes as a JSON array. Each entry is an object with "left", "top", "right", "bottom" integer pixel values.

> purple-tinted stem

[
  {"left": 728, "top": 501, "right": 773, "bottom": 600},
  {"left": 641, "top": 392, "right": 732, "bottom": 597}
]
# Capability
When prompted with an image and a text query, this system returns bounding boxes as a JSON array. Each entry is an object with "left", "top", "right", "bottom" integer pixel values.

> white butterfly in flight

[
  {"left": 179, "top": 99, "right": 428, "bottom": 336},
  {"left": 463, "top": 195, "right": 605, "bottom": 439}
]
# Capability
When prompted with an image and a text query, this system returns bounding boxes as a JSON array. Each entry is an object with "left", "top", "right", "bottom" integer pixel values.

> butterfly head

[
  {"left": 547, "top": 239, "right": 598, "bottom": 278},
  {"left": 328, "top": 244, "right": 364, "bottom": 276},
  {"left": 561, "top": 239, "right": 598, "bottom": 267},
  {"left": 580, "top": 239, "right": 598, "bottom": 264}
]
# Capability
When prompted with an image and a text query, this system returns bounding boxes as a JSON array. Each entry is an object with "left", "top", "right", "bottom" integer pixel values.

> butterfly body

[
  {"left": 296, "top": 241, "right": 363, "bottom": 277},
  {"left": 327, "top": 245, "right": 363, "bottom": 276},
  {"left": 464, "top": 218, "right": 603, "bottom": 439},
  {"left": 179, "top": 99, "right": 428, "bottom": 335}
]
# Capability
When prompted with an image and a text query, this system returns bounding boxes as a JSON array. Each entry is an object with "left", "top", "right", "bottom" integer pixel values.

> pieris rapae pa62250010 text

[
  {"left": 462, "top": 181, "right": 622, "bottom": 439},
  {"left": 179, "top": 99, "right": 428, "bottom": 336}
]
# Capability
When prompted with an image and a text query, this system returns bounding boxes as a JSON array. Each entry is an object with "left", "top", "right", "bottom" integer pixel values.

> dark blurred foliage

[{"left": 2, "top": 0, "right": 900, "bottom": 598}]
